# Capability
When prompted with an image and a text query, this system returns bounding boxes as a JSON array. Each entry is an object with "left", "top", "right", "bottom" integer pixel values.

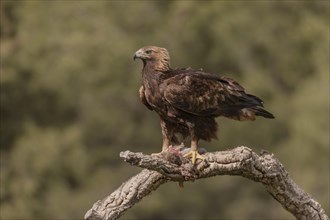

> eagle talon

[
  {"left": 183, "top": 150, "right": 205, "bottom": 164},
  {"left": 151, "top": 152, "right": 164, "bottom": 157}
]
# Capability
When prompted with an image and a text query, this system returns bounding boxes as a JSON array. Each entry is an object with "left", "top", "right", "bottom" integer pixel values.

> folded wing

[{"left": 162, "top": 71, "right": 274, "bottom": 119}]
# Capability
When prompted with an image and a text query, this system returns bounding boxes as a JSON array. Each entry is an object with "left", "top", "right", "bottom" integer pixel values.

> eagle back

[{"left": 161, "top": 69, "right": 263, "bottom": 117}]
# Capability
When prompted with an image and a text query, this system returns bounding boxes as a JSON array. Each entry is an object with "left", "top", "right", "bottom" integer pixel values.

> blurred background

[{"left": 1, "top": 1, "right": 329, "bottom": 219}]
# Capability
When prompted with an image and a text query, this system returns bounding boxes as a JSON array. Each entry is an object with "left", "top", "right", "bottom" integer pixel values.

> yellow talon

[{"left": 183, "top": 150, "right": 205, "bottom": 164}]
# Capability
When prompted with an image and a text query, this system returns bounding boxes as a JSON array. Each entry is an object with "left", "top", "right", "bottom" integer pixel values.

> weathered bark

[{"left": 84, "top": 146, "right": 329, "bottom": 220}]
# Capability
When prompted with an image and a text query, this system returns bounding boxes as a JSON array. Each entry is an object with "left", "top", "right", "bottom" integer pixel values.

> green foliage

[{"left": 1, "top": 1, "right": 329, "bottom": 219}]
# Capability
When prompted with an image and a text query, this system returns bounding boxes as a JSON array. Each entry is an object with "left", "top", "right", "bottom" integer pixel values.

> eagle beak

[{"left": 133, "top": 49, "right": 143, "bottom": 61}]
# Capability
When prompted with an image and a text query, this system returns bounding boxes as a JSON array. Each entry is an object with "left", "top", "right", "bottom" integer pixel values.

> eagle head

[{"left": 134, "top": 46, "right": 170, "bottom": 71}]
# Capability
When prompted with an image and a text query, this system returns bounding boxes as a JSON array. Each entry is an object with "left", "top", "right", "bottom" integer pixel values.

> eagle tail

[
  {"left": 253, "top": 107, "right": 275, "bottom": 119},
  {"left": 225, "top": 107, "right": 275, "bottom": 121}
]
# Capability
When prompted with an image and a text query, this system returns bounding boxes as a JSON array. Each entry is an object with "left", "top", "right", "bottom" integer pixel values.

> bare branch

[{"left": 85, "top": 146, "right": 329, "bottom": 220}]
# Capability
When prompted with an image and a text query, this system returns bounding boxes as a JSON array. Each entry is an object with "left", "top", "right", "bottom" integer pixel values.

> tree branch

[{"left": 84, "top": 146, "right": 329, "bottom": 220}]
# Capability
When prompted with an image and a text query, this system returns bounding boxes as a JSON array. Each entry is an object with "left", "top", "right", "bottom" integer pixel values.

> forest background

[{"left": 1, "top": 1, "right": 329, "bottom": 219}]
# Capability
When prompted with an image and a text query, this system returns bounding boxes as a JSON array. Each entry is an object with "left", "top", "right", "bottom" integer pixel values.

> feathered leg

[
  {"left": 161, "top": 119, "right": 171, "bottom": 152},
  {"left": 152, "top": 118, "right": 172, "bottom": 156}
]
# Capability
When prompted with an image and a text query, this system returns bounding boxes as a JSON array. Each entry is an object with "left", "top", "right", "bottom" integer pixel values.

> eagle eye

[{"left": 145, "top": 50, "right": 153, "bottom": 54}]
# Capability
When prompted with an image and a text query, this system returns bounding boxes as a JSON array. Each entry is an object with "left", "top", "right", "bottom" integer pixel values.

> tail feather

[
  {"left": 253, "top": 107, "right": 275, "bottom": 119},
  {"left": 224, "top": 107, "right": 275, "bottom": 121},
  {"left": 245, "top": 94, "right": 274, "bottom": 119},
  {"left": 246, "top": 94, "right": 264, "bottom": 107}
]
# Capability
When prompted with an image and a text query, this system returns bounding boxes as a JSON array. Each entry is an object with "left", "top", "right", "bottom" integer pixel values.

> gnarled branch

[{"left": 84, "top": 146, "right": 329, "bottom": 220}]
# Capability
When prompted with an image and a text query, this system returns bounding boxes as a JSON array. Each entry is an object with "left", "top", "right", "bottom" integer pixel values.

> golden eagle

[{"left": 134, "top": 46, "right": 274, "bottom": 164}]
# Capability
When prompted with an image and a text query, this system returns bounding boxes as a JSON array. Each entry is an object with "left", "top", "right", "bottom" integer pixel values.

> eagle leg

[
  {"left": 152, "top": 118, "right": 173, "bottom": 156},
  {"left": 183, "top": 137, "right": 205, "bottom": 164}
]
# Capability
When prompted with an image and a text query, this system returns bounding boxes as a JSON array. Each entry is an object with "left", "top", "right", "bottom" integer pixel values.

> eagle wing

[{"left": 162, "top": 71, "right": 266, "bottom": 118}]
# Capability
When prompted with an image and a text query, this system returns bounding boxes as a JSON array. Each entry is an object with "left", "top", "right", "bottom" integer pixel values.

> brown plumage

[{"left": 134, "top": 46, "right": 274, "bottom": 164}]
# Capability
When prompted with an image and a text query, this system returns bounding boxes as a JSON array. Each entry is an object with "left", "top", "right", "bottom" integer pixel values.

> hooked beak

[
  {"left": 133, "top": 53, "right": 138, "bottom": 61},
  {"left": 133, "top": 49, "right": 143, "bottom": 61}
]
